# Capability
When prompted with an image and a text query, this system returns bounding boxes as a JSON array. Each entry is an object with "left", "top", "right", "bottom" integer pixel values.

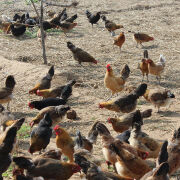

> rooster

[
  {"left": 85, "top": 10, "right": 101, "bottom": 27},
  {"left": 104, "top": 64, "right": 130, "bottom": 99}
]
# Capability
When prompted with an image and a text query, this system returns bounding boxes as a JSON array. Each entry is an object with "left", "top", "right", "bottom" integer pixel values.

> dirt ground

[{"left": 0, "top": 0, "right": 180, "bottom": 179}]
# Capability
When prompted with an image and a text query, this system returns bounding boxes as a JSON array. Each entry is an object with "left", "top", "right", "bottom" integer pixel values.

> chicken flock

[{"left": 0, "top": 3, "right": 178, "bottom": 180}]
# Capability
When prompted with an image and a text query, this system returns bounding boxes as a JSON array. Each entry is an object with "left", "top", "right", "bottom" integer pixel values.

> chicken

[
  {"left": 104, "top": 64, "right": 130, "bottom": 98},
  {"left": 99, "top": 83, "right": 147, "bottom": 113},
  {"left": 65, "top": 14, "right": 78, "bottom": 23},
  {"left": 36, "top": 85, "right": 65, "bottom": 99},
  {"left": 29, "top": 65, "right": 54, "bottom": 95},
  {"left": 143, "top": 88, "right": 175, "bottom": 112},
  {"left": 74, "top": 154, "right": 133, "bottom": 180},
  {"left": 8, "top": 24, "right": 26, "bottom": 36},
  {"left": 42, "top": 21, "right": 58, "bottom": 30},
  {"left": 146, "top": 55, "right": 166, "bottom": 83},
  {"left": 37, "top": 28, "right": 47, "bottom": 43},
  {"left": 58, "top": 22, "right": 77, "bottom": 36},
  {"left": 101, "top": 15, "right": 123, "bottom": 36},
  {"left": 29, "top": 105, "right": 70, "bottom": 127},
  {"left": 0, "top": 21, "right": 11, "bottom": 34},
  {"left": 110, "top": 140, "right": 151, "bottom": 179},
  {"left": 167, "top": 127, "right": 180, "bottom": 175},
  {"left": 75, "top": 131, "right": 93, "bottom": 152},
  {"left": 25, "top": 13, "right": 37, "bottom": 27},
  {"left": 67, "top": 42, "right": 98, "bottom": 65},
  {"left": 0, "top": 75, "right": 16, "bottom": 110},
  {"left": 138, "top": 50, "right": 149, "bottom": 82},
  {"left": 113, "top": 32, "right": 125, "bottom": 51},
  {"left": 13, "top": 157, "right": 81, "bottom": 180},
  {"left": 85, "top": 10, "right": 101, "bottom": 27},
  {"left": 13, "top": 13, "right": 25, "bottom": 23},
  {"left": 141, "top": 141, "right": 169, "bottom": 180},
  {"left": 96, "top": 123, "right": 149, "bottom": 173},
  {"left": 0, "top": 118, "right": 25, "bottom": 146},
  {"left": 108, "top": 109, "right": 152, "bottom": 133},
  {"left": 95, "top": 122, "right": 117, "bottom": 171},
  {"left": 129, "top": 122, "right": 162, "bottom": 158},
  {"left": 0, "top": 104, "right": 15, "bottom": 131},
  {"left": 29, "top": 113, "right": 52, "bottom": 154},
  {"left": 49, "top": 8, "right": 67, "bottom": 27},
  {"left": 0, "top": 126, "right": 18, "bottom": 180},
  {"left": 28, "top": 97, "right": 66, "bottom": 110},
  {"left": 129, "top": 32, "right": 154, "bottom": 47},
  {"left": 54, "top": 125, "right": 74, "bottom": 162}
]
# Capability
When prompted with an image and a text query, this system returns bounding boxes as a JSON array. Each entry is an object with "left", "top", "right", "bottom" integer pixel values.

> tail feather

[
  {"left": 88, "top": 121, "right": 99, "bottom": 144},
  {"left": 134, "top": 83, "right": 147, "bottom": 98},
  {"left": 96, "top": 123, "right": 111, "bottom": 135},
  {"left": 75, "top": 131, "right": 83, "bottom": 148},
  {"left": 144, "top": 50, "right": 148, "bottom": 59},
  {"left": 159, "top": 55, "right": 166, "bottom": 65},
  {"left": 6, "top": 75, "right": 16, "bottom": 90},
  {"left": 48, "top": 65, "right": 54, "bottom": 77},
  {"left": 121, "top": 64, "right": 130, "bottom": 81},
  {"left": 158, "top": 140, "right": 168, "bottom": 166}
]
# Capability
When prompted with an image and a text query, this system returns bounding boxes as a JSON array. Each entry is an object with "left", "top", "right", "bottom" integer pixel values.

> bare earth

[{"left": 0, "top": 0, "right": 180, "bottom": 179}]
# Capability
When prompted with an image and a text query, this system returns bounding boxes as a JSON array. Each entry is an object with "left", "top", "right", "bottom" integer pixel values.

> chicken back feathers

[
  {"left": 99, "top": 83, "right": 147, "bottom": 113},
  {"left": 67, "top": 42, "right": 97, "bottom": 64}
]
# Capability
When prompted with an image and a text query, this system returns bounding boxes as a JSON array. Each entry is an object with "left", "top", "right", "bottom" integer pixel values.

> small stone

[{"left": 67, "top": 110, "right": 77, "bottom": 120}]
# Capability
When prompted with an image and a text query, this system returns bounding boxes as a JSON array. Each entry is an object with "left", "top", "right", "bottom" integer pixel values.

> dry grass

[{"left": 0, "top": 0, "right": 180, "bottom": 179}]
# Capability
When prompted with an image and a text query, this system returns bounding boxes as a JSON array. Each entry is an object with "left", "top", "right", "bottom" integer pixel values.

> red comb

[
  {"left": 106, "top": 64, "right": 111, "bottom": 68},
  {"left": 54, "top": 125, "right": 60, "bottom": 130}
]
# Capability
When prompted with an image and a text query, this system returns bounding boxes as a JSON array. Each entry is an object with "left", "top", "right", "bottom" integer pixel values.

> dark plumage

[
  {"left": 99, "top": 83, "right": 147, "bottom": 113},
  {"left": 28, "top": 98, "right": 66, "bottom": 110},
  {"left": 85, "top": 10, "right": 101, "bottom": 26},
  {"left": 65, "top": 14, "right": 78, "bottom": 23},
  {"left": 50, "top": 8, "right": 67, "bottom": 27},
  {"left": 42, "top": 21, "right": 56, "bottom": 30},
  {"left": 116, "top": 130, "right": 131, "bottom": 144},
  {"left": 60, "top": 79, "right": 76, "bottom": 101},
  {"left": 10, "top": 24, "right": 26, "bottom": 36},
  {"left": 158, "top": 140, "right": 168, "bottom": 165},
  {"left": 29, "top": 113, "right": 52, "bottom": 154},
  {"left": 25, "top": 13, "right": 36, "bottom": 27},
  {"left": 0, "top": 127, "right": 17, "bottom": 179}
]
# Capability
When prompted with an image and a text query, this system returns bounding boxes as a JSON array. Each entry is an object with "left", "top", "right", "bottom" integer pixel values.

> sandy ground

[{"left": 0, "top": 0, "right": 180, "bottom": 179}]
